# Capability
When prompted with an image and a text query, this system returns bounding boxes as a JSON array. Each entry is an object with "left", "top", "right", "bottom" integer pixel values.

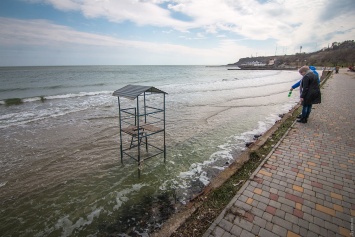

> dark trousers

[{"left": 302, "top": 104, "right": 312, "bottom": 118}]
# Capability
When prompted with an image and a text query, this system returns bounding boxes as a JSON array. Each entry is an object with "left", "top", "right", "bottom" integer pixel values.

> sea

[{"left": 0, "top": 65, "right": 301, "bottom": 236}]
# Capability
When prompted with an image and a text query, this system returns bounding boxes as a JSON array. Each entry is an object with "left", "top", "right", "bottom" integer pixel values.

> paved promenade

[{"left": 203, "top": 69, "right": 355, "bottom": 237}]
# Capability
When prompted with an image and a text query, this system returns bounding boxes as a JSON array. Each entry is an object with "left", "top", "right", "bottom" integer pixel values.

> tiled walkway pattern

[{"left": 203, "top": 71, "right": 355, "bottom": 237}]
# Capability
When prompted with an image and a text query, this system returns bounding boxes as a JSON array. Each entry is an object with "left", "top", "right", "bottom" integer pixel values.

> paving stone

[
  {"left": 234, "top": 218, "right": 253, "bottom": 232},
  {"left": 313, "top": 216, "right": 325, "bottom": 228},
  {"left": 303, "top": 212, "right": 314, "bottom": 223},
  {"left": 224, "top": 213, "right": 235, "bottom": 223},
  {"left": 259, "top": 228, "right": 275, "bottom": 237},
  {"left": 281, "top": 203, "right": 294, "bottom": 214},
  {"left": 213, "top": 226, "right": 226, "bottom": 237},
  {"left": 327, "top": 230, "right": 337, "bottom": 237},
  {"left": 221, "top": 232, "right": 233, "bottom": 237},
  {"left": 339, "top": 226, "right": 351, "bottom": 237},
  {"left": 303, "top": 199, "right": 316, "bottom": 209},
  {"left": 230, "top": 225, "right": 242, "bottom": 236},
  {"left": 306, "top": 230, "right": 319, "bottom": 237},
  {"left": 335, "top": 211, "right": 351, "bottom": 222},
  {"left": 272, "top": 224, "right": 287, "bottom": 236},
  {"left": 319, "top": 227, "right": 329, "bottom": 237},
  {"left": 262, "top": 211, "right": 273, "bottom": 222},
  {"left": 297, "top": 219, "right": 309, "bottom": 229},
  {"left": 309, "top": 222, "right": 322, "bottom": 235},
  {"left": 253, "top": 194, "right": 269, "bottom": 205},
  {"left": 275, "top": 209, "right": 286, "bottom": 219},
  {"left": 272, "top": 216, "right": 292, "bottom": 230},
  {"left": 251, "top": 207, "right": 264, "bottom": 219},
  {"left": 285, "top": 212, "right": 299, "bottom": 225},
  {"left": 202, "top": 73, "right": 355, "bottom": 237},
  {"left": 299, "top": 227, "right": 308, "bottom": 237},
  {"left": 254, "top": 215, "right": 267, "bottom": 229},
  {"left": 219, "top": 219, "right": 233, "bottom": 232},
  {"left": 278, "top": 196, "right": 295, "bottom": 207},
  {"left": 265, "top": 222, "right": 274, "bottom": 232},
  {"left": 256, "top": 202, "right": 267, "bottom": 212},
  {"left": 251, "top": 225, "right": 261, "bottom": 236}
]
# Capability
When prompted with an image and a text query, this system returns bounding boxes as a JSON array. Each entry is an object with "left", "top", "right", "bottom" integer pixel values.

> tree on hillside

[
  {"left": 332, "top": 42, "right": 340, "bottom": 49},
  {"left": 231, "top": 40, "right": 355, "bottom": 67}
]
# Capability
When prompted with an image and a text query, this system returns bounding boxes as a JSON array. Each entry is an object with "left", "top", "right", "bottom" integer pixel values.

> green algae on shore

[
  {"left": 5, "top": 98, "right": 23, "bottom": 106},
  {"left": 169, "top": 106, "right": 302, "bottom": 237},
  {"left": 165, "top": 69, "right": 333, "bottom": 237}
]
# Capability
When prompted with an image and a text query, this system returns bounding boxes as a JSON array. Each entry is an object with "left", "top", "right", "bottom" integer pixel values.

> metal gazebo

[{"left": 112, "top": 85, "right": 167, "bottom": 175}]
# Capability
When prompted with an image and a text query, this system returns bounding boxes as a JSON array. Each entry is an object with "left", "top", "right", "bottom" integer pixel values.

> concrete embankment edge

[{"left": 152, "top": 70, "right": 332, "bottom": 237}]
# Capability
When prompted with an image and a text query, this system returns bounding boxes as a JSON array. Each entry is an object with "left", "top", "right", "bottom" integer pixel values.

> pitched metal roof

[{"left": 112, "top": 84, "right": 167, "bottom": 100}]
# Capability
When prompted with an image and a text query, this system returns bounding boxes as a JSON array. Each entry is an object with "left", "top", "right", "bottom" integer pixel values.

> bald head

[{"left": 299, "top": 65, "right": 310, "bottom": 74}]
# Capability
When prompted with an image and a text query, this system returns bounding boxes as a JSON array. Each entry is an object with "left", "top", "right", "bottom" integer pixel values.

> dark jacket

[{"left": 300, "top": 71, "right": 321, "bottom": 105}]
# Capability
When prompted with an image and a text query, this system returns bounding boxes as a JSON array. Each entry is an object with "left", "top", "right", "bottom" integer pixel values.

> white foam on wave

[
  {"left": 179, "top": 148, "right": 234, "bottom": 183},
  {"left": 113, "top": 183, "right": 147, "bottom": 211},
  {"left": 22, "top": 97, "right": 44, "bottom": 103},
  {"left": 0, "top": 181, "right": 8, "bottom": 188},
  {"left": 159, "top": 106, "right": 294, "bottom": 204},
  {"left": 0, "top": 92, "right": 115, "bottom": 128},
  {"left": 0, "top": 107, "right": 84, "bottom": 129},
  {"left": 0, "top": 91, "right": 112, "bottom": 105},
  {"left": 161, "top": 70, "right": 297, "bottom": 97},
  {"left": 46, "top": 91, "right": 111, "bottom": 100},
  {"left": 54, "top": 207, "right": 102, "bottom": 237},
  {"left": 233, "top": 113, "right": 281, "bottom": 144},
  {"left": 159, "top": 145, "right": 236, "bottom": 203}
]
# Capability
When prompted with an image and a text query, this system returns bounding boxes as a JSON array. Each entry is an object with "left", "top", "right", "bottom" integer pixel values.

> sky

[{"left": 0, "top": 0, "right": 354, "bottom": 66}]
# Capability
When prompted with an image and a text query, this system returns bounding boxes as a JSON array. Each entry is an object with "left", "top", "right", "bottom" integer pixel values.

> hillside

[{"left": 228, "top": 40, "right": 355, "bottom": 68}]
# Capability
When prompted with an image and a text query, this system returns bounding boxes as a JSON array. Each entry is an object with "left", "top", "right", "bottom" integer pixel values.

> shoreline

[
  {"left": 0, "top": 68, "right": 325, "bottom": 236},
  {"left": 152, "top": 103, "right": 302, "bottom": 237},
  {"left": 152, "top": 69, "right": 334, "bottom": 237}
]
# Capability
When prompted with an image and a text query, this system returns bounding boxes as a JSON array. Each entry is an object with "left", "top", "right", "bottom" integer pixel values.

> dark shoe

[
  {"left": 297, "top": 117, "right": 307, "bottom": 123},
  {"left": 297, "top": 114, "right": 302, "bottom": 119}
]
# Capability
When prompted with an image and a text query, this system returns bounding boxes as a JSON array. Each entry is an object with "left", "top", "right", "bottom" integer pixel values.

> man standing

[
  {"left": 297, "top": 66, "right": 321, "bottom": 123},
  {"left": 290, "top": 65, "right": 320, "bottom": 118}
]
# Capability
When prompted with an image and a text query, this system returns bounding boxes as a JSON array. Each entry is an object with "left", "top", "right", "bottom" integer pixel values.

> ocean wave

[
  {"left": 43, "top": 83, "right": 106, "bottom": 90},
  {"left": 159, "top": 110, "right": 289, "bottom": 205},
  {"left": 0, "top": 181, "right": 8, "bottom": 188},
  {"left": 45, "top": 91, "right": 111, "bottom": 100},
  {"left": 54, "top": 208, "right": 103, "bottom": 237},
  {"left": 0, "top": 92, "right": 115, "bottom": 128},
  {"left": 0, "top": 91, "right": 112, "bottom": 105},
  {"left": 161, "top": 75, "right": 297, "bottom": 96},
  {"left": 0, "top": 83, "right": 107, "bottom": 94},
  {"left": 112, "top": 183, "right": 147, "bottom": 211},
  {"left": 0, "top": 108, "right": 80, "bottom": 129},
  {"left": 0, "top": 87, "right": 29, "bottom": 93}
]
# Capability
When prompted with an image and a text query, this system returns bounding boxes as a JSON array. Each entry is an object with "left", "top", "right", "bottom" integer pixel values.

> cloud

[
  {"left": 26, "top": 0, "right": 190, "bottom": 29},
  {"left": 32, "top": 0, "right": 353, "bottom": 47},
  {"left": 318, "top": 0, "right": 355, "bottom": 21},
  {"left": 0, "top": 17, "right": 250, "bottom": 65},
  {"left": 3, "top": 0, "right": 355, "bottom": 65}
]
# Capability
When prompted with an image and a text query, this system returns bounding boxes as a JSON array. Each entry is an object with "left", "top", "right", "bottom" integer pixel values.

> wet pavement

[{"left": 203, "top": 69, "right": 355, "bottom": 237}]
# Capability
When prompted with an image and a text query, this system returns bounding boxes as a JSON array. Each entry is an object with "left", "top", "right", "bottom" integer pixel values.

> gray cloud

[
  {"left": 319, "top": 0, "right": 355, "bottom": 21},
  {"left": 3, "top": 0, "right": 355, "bottom": 65}
]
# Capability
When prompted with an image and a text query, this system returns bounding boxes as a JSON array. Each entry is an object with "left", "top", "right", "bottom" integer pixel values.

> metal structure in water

[{"left": 113, "top": 85, "right": 167, "bottom": 176}]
